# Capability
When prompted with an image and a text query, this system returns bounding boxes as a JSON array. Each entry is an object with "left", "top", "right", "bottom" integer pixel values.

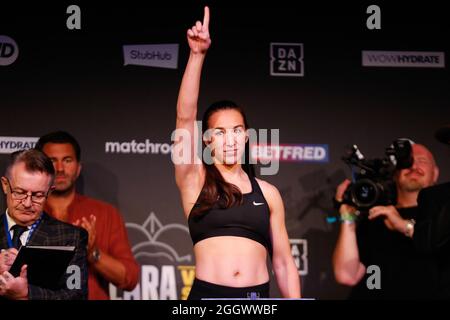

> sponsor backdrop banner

[{"left": 1, "top": 2, "right": 449, "bottom": 299}]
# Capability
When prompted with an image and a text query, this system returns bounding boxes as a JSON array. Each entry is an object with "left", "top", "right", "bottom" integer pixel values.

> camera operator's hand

[
  {"left": 368, "top": 205, "right": 409, "bottom": 233},
  {"left": 335, "top": 179, "right": 351, "bottom": 203},
  {"left": 336, "top": 179, "right": 358, "bottom": 222}
]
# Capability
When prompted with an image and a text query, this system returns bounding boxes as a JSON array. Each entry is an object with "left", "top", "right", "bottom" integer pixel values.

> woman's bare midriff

[{"left": 193, "top": 236, "right": 270, "bottom": 287}]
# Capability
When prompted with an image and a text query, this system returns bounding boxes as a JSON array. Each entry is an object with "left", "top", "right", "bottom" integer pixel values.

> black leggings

[{"left": 187, "top": 278, "right": 270, "bottom": 300}]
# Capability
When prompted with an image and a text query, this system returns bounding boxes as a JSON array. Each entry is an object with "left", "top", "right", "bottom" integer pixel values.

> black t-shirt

[
  {"left": 349, "top": 206, "right": 439, "bottom": 299},
  {"left": 414, "top": 182, "right": 450, "bottom": 298}
]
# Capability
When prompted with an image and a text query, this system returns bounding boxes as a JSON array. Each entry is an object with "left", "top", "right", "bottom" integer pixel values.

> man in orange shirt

[{"left": 35, "top": 131, "right": 139, "bottom": 299}]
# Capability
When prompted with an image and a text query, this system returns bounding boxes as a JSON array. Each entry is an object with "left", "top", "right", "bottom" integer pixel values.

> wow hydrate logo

[
  {"left": 362, "top": 50, "right": 445, "bottom": 68},
  {"left": 251, "top": 144, "right": 329, "bottom": 163},
  {"left": 0, "top": 35, "right": 19, "bottom": 66},
  {"left": 123, "top": 44, "right": 179, "bottom": 69},
  {"left": 0, "top": 136, "right": 38, "bottom": 154}
]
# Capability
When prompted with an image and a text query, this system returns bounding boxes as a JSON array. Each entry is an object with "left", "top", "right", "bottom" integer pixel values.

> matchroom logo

[
  {"left": 0, "top": 136, "right": 38, "bottom": 154},
  {"left": 270, "top": 43, "right": 304, "bottom": 77},
  {"left": 0, "top": 35, "right": 19, "bottom": 66},
  {"left": 362, "top": 50, "right": 445, "bottom": 68},
  {"left": 105, "top": 139, "right": 172, "bottom": 155}
]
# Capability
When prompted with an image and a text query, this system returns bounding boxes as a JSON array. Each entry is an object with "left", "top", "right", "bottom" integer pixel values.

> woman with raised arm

[{"left": 174, "top": 6, "right": 300, "bottom": 300}]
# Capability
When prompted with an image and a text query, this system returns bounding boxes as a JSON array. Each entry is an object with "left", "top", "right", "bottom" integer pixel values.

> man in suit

[
  {"left": 413, "top": 124, "right": 450, "bottom": 298},
  {"left": 0, "top": 149, "right": 88, "bottom": 299}
]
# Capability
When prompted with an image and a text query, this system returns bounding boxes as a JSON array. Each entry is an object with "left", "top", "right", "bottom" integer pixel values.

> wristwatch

[
  {"left": 91, "top": 248, "right": 101, "bottom": 263},
  {"left": 405, "top": 219, "right": 416, "bottom": 238}
]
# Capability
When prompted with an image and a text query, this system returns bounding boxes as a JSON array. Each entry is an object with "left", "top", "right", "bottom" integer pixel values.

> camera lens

[{"left": 351, "top": 179, "right": 380, "bottom": 208}]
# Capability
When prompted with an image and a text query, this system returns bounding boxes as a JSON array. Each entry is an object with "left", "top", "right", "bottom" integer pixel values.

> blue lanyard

[{"left": 3, "top": 214, "right": 42, "bottom": 249}]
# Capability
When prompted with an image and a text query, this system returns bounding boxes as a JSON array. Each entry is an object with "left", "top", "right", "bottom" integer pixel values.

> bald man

[{"left": 333, "top": 143, "right": 440, "bottom": 299}]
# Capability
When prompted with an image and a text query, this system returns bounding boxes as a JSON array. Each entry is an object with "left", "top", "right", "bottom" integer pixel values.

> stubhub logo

[{"left": 123, "top": 44, "right": 179, "bottom": 69}]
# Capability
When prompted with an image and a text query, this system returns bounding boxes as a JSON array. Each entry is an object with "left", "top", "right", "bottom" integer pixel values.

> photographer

[{"left": 332, "top": 143, "right": 439, "bottom": 299}]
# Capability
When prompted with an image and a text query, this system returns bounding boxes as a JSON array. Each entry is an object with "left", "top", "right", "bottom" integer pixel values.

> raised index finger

[{"left": 203, "top": 6, "right": 210, "bottom": 30}]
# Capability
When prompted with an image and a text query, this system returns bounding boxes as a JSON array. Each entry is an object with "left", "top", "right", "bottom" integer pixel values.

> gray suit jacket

[{"left": 0, "top": 212, "right": 88, "bottom": 300}]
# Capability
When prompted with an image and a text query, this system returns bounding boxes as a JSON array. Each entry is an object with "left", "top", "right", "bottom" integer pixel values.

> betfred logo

[
  {"left": 0, "top": 35, "right": 19, "bottom": 66},
  {"left": 251, "top": 144, "right": 328, "bottom": 163},
  {"left": 270, "top": 43, "right": 304, "bottom": 76}
]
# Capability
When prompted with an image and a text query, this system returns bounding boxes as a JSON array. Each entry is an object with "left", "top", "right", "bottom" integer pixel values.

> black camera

[{"left": 341, "top": 139, "right": 413, "bottom": 211}]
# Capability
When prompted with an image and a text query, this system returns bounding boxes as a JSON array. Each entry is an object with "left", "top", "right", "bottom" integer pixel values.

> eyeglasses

[{"left": 4, "top": 177, "right": 50, "bottom": 204}]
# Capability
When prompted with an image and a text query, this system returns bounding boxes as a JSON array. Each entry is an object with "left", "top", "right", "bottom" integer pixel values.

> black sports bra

[{"left": 188, "top": 176, "right": 273, "bottom": 256}]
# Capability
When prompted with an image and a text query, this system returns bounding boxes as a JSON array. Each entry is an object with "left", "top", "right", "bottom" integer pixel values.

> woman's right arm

[
  {"left": 173, "top": 7, "right": 211, "bottom": 212},
  {"left": 177, "top": 6, "right": 211, "bottom": 123}
]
